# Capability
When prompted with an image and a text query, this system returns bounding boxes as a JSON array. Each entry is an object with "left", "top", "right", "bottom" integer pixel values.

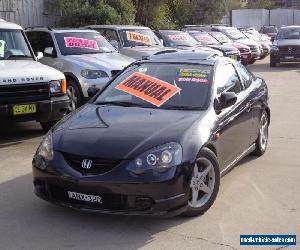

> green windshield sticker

[
  {"left": 0, "top": 40, "right": 5, "bottom": 57},
  {"left": 177, "top": 69, "right": 210, "bottom": 83}
]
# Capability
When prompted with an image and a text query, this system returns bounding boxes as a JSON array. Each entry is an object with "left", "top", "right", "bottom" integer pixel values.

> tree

[
  {"left": 191, "top": 0, "right": 227, "bottom": 24},
  {"left": 246, "top": 0, "right": 275, "bottom": 9}
]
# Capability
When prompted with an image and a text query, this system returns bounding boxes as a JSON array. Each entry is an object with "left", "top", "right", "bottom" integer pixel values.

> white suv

[
  {"left": 26, "top": 28, "right": 135, "bottom": 110},
  {"left": 0, "top": 19, "right": 69, "bottom": 131}
]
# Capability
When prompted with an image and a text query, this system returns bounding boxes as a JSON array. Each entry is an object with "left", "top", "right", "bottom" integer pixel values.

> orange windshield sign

[
  {"left": 126, "top": 31, "right": 152, "bottom": 45},
  {"left": 115, "top": 72, "right": 181, "bottom": 107}
]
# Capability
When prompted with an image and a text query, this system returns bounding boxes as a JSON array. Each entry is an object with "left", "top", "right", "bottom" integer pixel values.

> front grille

[
  {"left": 63, "top": 152, "right": 121, "bottom": 175},
  {"left": 111, "top": 70, "right": 121, "bottom": 77},
  {"left": 279, "top": 46, "right": 300, "bottom": 54},
  {"left": 0, "top": 82, "right": 49, "bottom": 104},
  {"left": 48, "top": 185, "right": 129, "bottom": 210}
]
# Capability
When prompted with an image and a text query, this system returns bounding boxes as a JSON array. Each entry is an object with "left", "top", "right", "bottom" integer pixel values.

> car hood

[
  {"left": 0, "top": 60, "right": 64, "bottom": 84},
  {"left": 120, "top": 46, "right": 174, "bottom": 60},
  {"left": 53, "top": 104, "right": 201, "bottom": 159},
  {"left": 274, "top": 39, "right": 300, "bottom": 47},
  {"left": 64, "top": 52, "right": 135, "bottom": 70},
  {"left": 208, "top": 44, "right": 238, "bottom": 53}
]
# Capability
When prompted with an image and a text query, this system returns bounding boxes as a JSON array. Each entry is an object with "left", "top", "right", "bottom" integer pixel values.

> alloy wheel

[
  {"left": 67, "top": 85, "right": 78, "bottom": 112},
  {"left": 259, "top": 112, "right": 269, "bottom": 151},
  {"left": 188, "top": 158, "right": 216, "bottom": 208}
]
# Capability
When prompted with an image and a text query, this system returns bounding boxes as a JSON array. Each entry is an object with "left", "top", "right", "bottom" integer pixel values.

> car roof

[
  {"left": 82, "top": 25, "right": 151, "bottom": 30},
  {"left": 279, "top": 25, "right": 300, "bottom": 29},
  {"left": 143, "top": 51, "right": 226, "bottom": 65},
  {"left": 25, "top": 27, "right": 99, "bottom": 33},
  {"left": 158, "top": 30, "right": 187, "bottom": 33},
  {"left": 0, "top": 19, "right": 22, "bottom": 30}
]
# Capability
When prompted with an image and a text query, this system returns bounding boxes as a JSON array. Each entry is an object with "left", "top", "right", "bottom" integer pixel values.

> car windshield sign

[
  {"left": 277, "top": 28, "right": 300, "bottom": 40},
  {"left": 162, "top": 31, "right": 198, "bottom": 47},
  {"left": 119, "top": 29, "right": 160, "bottom": 47},
  {"left": 190, "top": 32, "right": 219, "bottom": 45},
  {"left": 55, "top": 32, "right": 116, "bottom": 55},
  {"left": 95, "top": 63, "right": 212, "bottom": 110},
  {"left": 0, "top": 29, "right": 33, "bottom": 60}
]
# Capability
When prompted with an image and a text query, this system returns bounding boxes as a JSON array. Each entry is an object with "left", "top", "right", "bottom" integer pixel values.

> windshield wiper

[
  {"left": 162, "top": 105, "right": 203, "bottom": 110},
  {"left": 94, "top": 101, "right": 150, "bottom": 108}
]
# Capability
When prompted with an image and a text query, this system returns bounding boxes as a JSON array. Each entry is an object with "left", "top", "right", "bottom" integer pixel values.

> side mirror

[
  {"left": 109, "top": 40, "right": 119, "bottom": 50},
  {"left": 36, "top": 51, "right": 43, "bottom": 60},
  {"left": 87, "top": 86, "right": 100, "bottom": 98},
  {"left": 214, "top": 92, "right": 237, "bottom": 113},
  {"left": 44, "top": 47, "right": 55, "bottom": 57}
]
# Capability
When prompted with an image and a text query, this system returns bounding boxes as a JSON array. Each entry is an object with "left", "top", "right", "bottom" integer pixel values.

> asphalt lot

[{"left": 0, "top": 58, "right": 299, "bottom": 250}]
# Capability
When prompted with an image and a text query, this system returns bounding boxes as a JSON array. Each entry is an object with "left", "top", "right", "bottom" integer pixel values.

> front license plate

[
  {"left": 13, "top": 104, "right": 37, "bottom": 115},
  {"left": 285, "top": 56, "right": 294, "bottom": 60},
  {"left": 230, "top": 55, "right": 238, "bottom": 60},
  {"left": 67, "top": 191, "right": 102, "bottom": 204}
]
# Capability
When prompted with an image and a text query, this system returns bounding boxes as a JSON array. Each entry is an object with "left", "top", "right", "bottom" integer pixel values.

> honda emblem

[{"left": 82, "top": 159, "right": 93, "bottom": 169}]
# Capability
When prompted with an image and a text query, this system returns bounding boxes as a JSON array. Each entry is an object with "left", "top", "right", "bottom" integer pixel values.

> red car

[{"left": 209, "top": 31, "right": 252, "bottom": 65}]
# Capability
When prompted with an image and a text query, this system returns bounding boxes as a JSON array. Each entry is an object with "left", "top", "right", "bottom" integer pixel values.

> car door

[
  {"left": 235, "top": 62, "right": 265, "bottom": 143},
  {"left": 213, "top": 62, "right": 254, "bottom": 169},
  {"left": 27, "top": 31, "right": 61, "bottom": 70}
]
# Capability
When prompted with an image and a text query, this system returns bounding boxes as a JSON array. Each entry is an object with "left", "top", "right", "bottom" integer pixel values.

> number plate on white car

[{"left": 67, "top": 191, "right": 102, "bottom": 204}]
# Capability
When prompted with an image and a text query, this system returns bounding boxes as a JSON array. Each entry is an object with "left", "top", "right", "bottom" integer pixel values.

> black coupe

[{"left": 33, "top": 51, "right": 270, "bottom": 217}]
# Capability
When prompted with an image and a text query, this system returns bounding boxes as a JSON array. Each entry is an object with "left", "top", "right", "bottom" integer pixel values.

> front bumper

[
  {"left": 0, "top": 95, "right": 69, "bottom": 122},
  {"left": 32, "top": 157, "right": 192, "bottom": 217},
  {"left": 271, "top": 51, "right": 300, "bottom": 63}
]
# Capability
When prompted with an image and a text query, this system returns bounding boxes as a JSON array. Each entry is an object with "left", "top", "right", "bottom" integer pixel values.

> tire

[
  {"left": 40, "top": 121, "right": 57, "bottom": 132},
  {"left": 270, "top": 59, "right": 277, "bottom": 67},
  {"left": 248, "top": 58, "right": 256, "bottom": 65},
  {"left": 252, "top": 111, "right": 269, "bottom": 156},
  {"left": 66, "top": 79, "right": 82, "bottom": 112},
  {"left": 183, "top": 148, "right": 220, "bottom": 217}
]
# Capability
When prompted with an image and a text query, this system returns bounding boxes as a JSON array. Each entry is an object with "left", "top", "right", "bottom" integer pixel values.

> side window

[
  {"left": 26, "top": 31, "right": 54, "bottom": 53},
  {"left": 236, "top": 63, "right": 253, "bottom": 89},
  {"left": 103, "top": 29, "right": 119, "bottom": 43},
  {"left": 38, "top": 32, "right": 55, "bottom": 52},
  {"left": 26, "top": 31, "right": 39, "bottom": 53},
  {"left": 215, "top": 63, "right": 242, "bottom": 95}
]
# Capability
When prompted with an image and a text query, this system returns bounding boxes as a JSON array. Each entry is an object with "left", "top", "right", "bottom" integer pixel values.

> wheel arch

[{"left": 64, "top": 72, "right": 84, "bottom": 98}]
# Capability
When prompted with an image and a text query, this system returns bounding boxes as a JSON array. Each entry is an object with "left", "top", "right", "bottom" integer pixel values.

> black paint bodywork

[{"left": 32, "top": 52, "right": 270, "bottom": 216}]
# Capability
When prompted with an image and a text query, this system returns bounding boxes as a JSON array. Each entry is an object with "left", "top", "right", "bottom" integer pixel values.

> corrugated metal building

[{"left": 0, "top": 0, "right": 60, "bottom": 28}]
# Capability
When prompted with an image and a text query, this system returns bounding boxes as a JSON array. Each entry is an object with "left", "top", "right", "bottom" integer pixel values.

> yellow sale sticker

[{"left": 126, "top": 31, "right": 152, "bottom": 45}]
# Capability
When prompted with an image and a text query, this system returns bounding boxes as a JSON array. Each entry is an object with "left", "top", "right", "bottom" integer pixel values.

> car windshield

[
  {"left": 95, "top": 63, "right": 212, "bottom": 110},
  {"left": 210, "top": 32, "right": 232, "bottom": 43},
  {"left": 119, "top": 29, "right": 161, "bottom": 47},
  {"left": 277, "top": 28, "right": 300, "bottom": 40},
  {"left": 223, "top": 28, "right": 246, "bottom": 40},
  {"left": 161, "top": 31, "right": 198, "bottom": 47},
  {"left": 262, "top": 26, "right": 277, "bottom": 33},
  {"left": 0, "top": 29, "right": 33, "bottom": 60},
  {"left": 55, "top": 32, "right": 116, "bottom": 55},
  {"left": 189, "top": 32, "right": 219, "bottom": 45}
]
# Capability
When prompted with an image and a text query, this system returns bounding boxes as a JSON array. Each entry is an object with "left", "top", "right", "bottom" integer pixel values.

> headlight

[
  {"left": 81, "top": 69, "right": 109, "bottom": 79},
  {"left": 34, "top": 132, "right": 53, "bottom": 169},
  {"left": 49, "top": 79, "right": 66, "bottom": 94},
  {"left": 271, "top": 45, "right": 279, "bottom": 51},
  {"left": 127, "top": 142, "right": 182, "bottom": 175}
]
